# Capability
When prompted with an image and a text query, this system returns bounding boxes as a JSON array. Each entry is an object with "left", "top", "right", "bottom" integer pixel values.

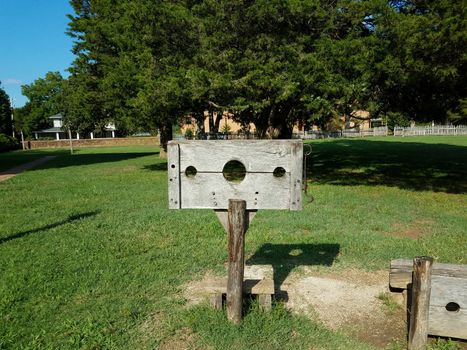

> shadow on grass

[
  {"left": 143, "top": 162, "right": 168, "bottom": 171},
  {"left": 247, "top": 243, "right": 340, "bottom": 298},
  {"left": 0, "top": 211, "right": 100, "bottom": 245},
  {"left": 307, "top": 139, "right": 467, "bottom": 193},
  {"left": 38, "top": 151, "right": 159, "bottom": 170}
]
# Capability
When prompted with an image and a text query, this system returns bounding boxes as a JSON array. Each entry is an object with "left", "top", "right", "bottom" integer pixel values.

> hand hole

[
  {"left": 185, "top": 166, "right": 197, "bottom": 178},
  {"left": 273, "top": 167, "right": 286, "bottom": 177},
  {"left": 445, "top": 302, "right": 460, "bottom": 312}
]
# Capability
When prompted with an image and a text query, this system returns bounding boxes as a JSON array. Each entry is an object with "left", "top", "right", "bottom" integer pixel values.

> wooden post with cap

[{"left": 408, "top": 256, "right": 433, "bottom": 350}]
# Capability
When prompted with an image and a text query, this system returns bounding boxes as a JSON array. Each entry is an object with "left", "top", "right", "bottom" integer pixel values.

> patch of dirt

[
  {"left": 385, "top": 220, "right": 434, "bottom": 239},
  {"left": 184, "top": 267, "right": 407, "bottom": 349}
]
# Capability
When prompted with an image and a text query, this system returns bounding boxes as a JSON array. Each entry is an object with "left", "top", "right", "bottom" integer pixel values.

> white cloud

[{"left": 2, "top": 78, "right": 23, "bottom": 85}]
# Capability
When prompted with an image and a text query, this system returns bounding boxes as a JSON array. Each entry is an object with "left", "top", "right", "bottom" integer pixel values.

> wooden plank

[
  {"left": 167, "top": 141, "right": 180, "bottom": 209},
  {"left": 182, "top": 172, "right": 290, "bottom": 210},
  {"left": 258, "top": 294, "right": 272, "bottom": 310},
  {"left": 226, "top": 199, "right": 246, "bottom": 324},
  {"left": 408, "top": 256, "right": 433, "bottom": 350},
  {"left": 204, "top": 278, "right": 274, "bottom": 295},
  {"left": 389, "top": 259, "right": 467, "bottom": 289},
  {"left": 289, "top": 139, "right": 303, "bottom": 211},
  {"left": 428, "top": 275, "right": 467, "bottom": 339},
  {"left": 178, "top": 140, "right": 301, "bottom": 173},
  {"left": 428, "top": 307, "right": 467, "bottom": 339},
  {"left": 210, "top": 293, "right": 223, "bottom": 310}
]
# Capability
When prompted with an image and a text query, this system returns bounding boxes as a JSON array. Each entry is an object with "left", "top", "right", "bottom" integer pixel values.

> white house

[{"left": 33, "top": 114, "right": 116, "bottom": 140}]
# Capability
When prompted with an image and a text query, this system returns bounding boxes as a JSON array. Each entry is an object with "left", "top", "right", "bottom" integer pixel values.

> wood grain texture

[
  {"left": 182, "top": 172, "right": 290, "bottom": 210},
  {"left": 215, "top": 210, "right": 256, "bottom": 233},
  {"left": 258, "top": 294, "right": 272, "bottom": 310},
  {"left": 226, "top": 200, "right": 246, "bottom": 324},
  {"left": 428, "top": 275, "right": 467, "bottom": 339},
  {"left": 210, "top": 293, "right": 223, "bottom": 310},
  {"left": 390, "top": 259, "right": 467, "bottom": 340},
  {"left": 170, "top": 140, "right": 303, "bottom": 210},
  {"left": 204, "top": 278, "right": 274, "bottom": 295},
  {"left": 289, "top": 140, "right": 303, "bottom": 210},
  {"left": 389, "top": 259, "right": 467, "bottom": 289},
  {"left": 167, "top": 141, "right": 180, "bottom": 209},
  {"left": 408, "top": 257, "right": 433, "bottom": 350}
]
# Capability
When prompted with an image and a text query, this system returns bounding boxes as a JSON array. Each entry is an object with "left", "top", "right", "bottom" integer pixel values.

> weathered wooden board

[
  {"left": 167, "top": 142, "right": 181, "bottom": 209},
  {"left": 428, "top": 275, "right": 467, "bottom": 339},
  {"left": 167, "top": 140, "right": 303, "bottom": 210},
  {"left": 201, "top": 265, "right": 275, "bottom": 295},
  {"left": 205, "top": 278, "right": 274, "bottom": 295},
  {"left": 390, "top": 259, "right": 467, "bottom": 340},
  {"left": 181, "top": 172, "right": 291, "bottom": 210},
  {"left": 389, "top": 259, "right": 467, "bottom": 289}
]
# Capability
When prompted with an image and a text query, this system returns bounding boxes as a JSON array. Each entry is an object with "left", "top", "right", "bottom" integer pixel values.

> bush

[
  {"left": 0, "top": 133, "right": 20, "bottom": 153},
  {"left": 385, "top": 112, "right": 411, "bottom": 130},
  {"left": 184, "top": 128, "right": 194, "bottom": 140}
]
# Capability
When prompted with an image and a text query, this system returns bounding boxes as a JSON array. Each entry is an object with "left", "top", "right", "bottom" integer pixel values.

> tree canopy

[
  {"left": 15, "top": 72, "right": 64, "bottom": 135},
  {"left": 15, "top": 0, "right": 467, "bottom": 145},
  {"left": 0, "top": 83, "right": 12, "bottom": 136}
]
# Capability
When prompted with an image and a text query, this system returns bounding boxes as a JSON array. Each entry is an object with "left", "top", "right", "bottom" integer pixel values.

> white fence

[
  {"left": 294, "top": 126, "right": 388, "bottom": 139},
  {"left": 393, "top": 125, "right": 467, "bottom": 137}
]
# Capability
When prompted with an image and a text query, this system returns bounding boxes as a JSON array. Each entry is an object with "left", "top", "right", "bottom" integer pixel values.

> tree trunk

[
  {"left": 159, "top": 122, "right": 173, "bottom": 158},
  {"left": 214, "top": 111, "right": 222, "bottom": 133},
  {"left": 208, "top": 110, "right": 215, "bottom": 134},
  {"left": 193, "top": 112, "right": 205, "bottom": 139}
]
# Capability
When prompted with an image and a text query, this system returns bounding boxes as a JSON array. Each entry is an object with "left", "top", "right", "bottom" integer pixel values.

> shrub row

[{"left": 0, "top": 133, "right": 20, "bottom": 153}]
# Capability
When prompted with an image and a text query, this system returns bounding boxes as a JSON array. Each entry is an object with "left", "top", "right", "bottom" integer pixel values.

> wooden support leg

[
  {"left": 258, "top": 294, "right": 272, "bottom": 311},
  {"left": 408, "top": 256, "right": 433, "bottom": 350},
  {"left": 210, "top": 293, "right": 223, "bottom": 310},
  {"left": 226, "top": 199, "right": 247, "bottom": 324}
]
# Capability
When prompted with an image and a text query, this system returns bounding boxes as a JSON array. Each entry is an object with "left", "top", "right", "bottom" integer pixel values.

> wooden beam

[
  {"left": 167, "top": 141, "right": 180, "bottom": 209},
  {"left": 389, "top": 259, "right": 467, "bottom": 289}
]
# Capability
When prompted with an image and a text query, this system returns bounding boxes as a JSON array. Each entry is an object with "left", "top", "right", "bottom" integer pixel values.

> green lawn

[{"left": 0, "top": 137, "right": 466, "bottom": 349}]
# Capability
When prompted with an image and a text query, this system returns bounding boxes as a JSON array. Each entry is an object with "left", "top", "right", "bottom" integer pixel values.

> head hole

[
  {"left": 185, "top": 166, "right": 197, "bottom": 178},
  {"left": 222, "top": 160, "right": 246, "bottom": 184},
  {"left": 273, "top": 167, "right": 286, "bottom": 177}
]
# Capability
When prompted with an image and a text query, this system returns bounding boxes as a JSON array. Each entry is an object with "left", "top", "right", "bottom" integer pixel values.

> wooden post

[
  {"left": 226, "top": 199, "right": 247, "bottom": 324},
  {"left": 408, "top": 256, "right": 433, "bottom": 350},
  {"left": 68, "top": 128, "right": 74, "bottom": 155}
]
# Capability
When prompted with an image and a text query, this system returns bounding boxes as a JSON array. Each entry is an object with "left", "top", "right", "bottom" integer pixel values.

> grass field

[{"left": 0, "top": 136, "right": 466, "bottom": 349}]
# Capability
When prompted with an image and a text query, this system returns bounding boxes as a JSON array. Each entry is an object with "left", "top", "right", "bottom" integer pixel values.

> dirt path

[{"left": 0, "top": 156, "right": 56, "bottom": 182}]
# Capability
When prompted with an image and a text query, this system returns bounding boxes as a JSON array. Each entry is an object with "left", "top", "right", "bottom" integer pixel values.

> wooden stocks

[
  {"left": 408, "top": 256, "right": 433, "bottom": 350},
  {"left": 226, "top": 199, "right": 247, "bottom": 324}
]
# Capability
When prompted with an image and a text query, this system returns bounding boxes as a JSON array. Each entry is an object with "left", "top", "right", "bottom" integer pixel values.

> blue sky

[{"left": 0, "top": 1, "right": 74, "bottom": 107}]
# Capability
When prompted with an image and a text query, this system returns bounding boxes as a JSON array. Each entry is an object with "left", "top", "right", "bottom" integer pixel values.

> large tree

[
  {"left": 0, "top": 83, "right": 12, "bottom": 136},
  {"left": 19, "top": 72, "right": 64, "bottom": 135},
  {"left": 61, "top": 0, "right": 467, "bottom": 142}
]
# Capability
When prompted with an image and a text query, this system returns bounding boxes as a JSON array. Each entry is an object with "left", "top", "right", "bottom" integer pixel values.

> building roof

[
  {"left": 49, "top": 113, "right": 63, "bottom": 119},
  {"left": 33, "top": 127, "right": 63, "bottom": 133}
]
